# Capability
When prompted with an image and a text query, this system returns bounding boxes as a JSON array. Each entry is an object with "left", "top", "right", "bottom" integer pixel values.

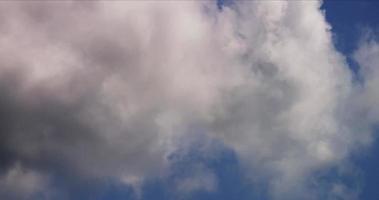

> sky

[
  {"left": 322, "top": 2, "right": 379, "bottom": 200},
  {"left": 0, "top": 1, "right": 378, "bottom": 200}
]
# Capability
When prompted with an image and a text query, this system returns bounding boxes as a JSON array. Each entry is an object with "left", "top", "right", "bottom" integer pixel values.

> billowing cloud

[{"left": 0, "top": 1, "right": 377, "bottom": 199}]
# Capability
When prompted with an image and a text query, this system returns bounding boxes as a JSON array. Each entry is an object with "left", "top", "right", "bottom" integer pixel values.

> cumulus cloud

[{"left": 0, "top": 1, "right": 377, "bottom": 199}]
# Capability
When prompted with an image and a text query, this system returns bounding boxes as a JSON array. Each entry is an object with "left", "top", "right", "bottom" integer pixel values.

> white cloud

[{"left": 0, "top": 1, "right": 377, "bottom": 199}]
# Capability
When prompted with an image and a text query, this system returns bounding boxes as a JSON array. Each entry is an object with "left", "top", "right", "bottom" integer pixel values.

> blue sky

[
  {"left": 1, "top": 1, "right": 379, "bottom": 200},
  {"left": 323, "top": 1, "right": 379, "bottom": 74},
  {"left": 322, "top": 2, "right": 379, "bottom": 199}
]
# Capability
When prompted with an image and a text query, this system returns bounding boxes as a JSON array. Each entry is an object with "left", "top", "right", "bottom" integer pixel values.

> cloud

[
  {"left": 0, "top": 163, "right": 49, "bottom": 199},
  {"left": 0, "top": 1, "right": 377, "bottom": 199},
  {"left": 175, "top": 164, "right": 217, "bottom": 194},
  {"left": 201, "top": 1, "right": 369, "bottom": 198},
  {"left": 354, "top": 36, "right": 379, "bottom": 125},
  {"left": 0, "top": 1, "right": 233, "bottom": 197}
]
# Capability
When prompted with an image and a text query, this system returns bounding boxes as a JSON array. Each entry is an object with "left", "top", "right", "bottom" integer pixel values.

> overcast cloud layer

[{"left": 0, "top": 1, "right": 378, "bottom": 200}]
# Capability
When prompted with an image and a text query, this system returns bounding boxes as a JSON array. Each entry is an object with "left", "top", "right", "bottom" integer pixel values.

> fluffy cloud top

[{"left": 0, "top": 1, "right": 377, "bottom": 200}]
